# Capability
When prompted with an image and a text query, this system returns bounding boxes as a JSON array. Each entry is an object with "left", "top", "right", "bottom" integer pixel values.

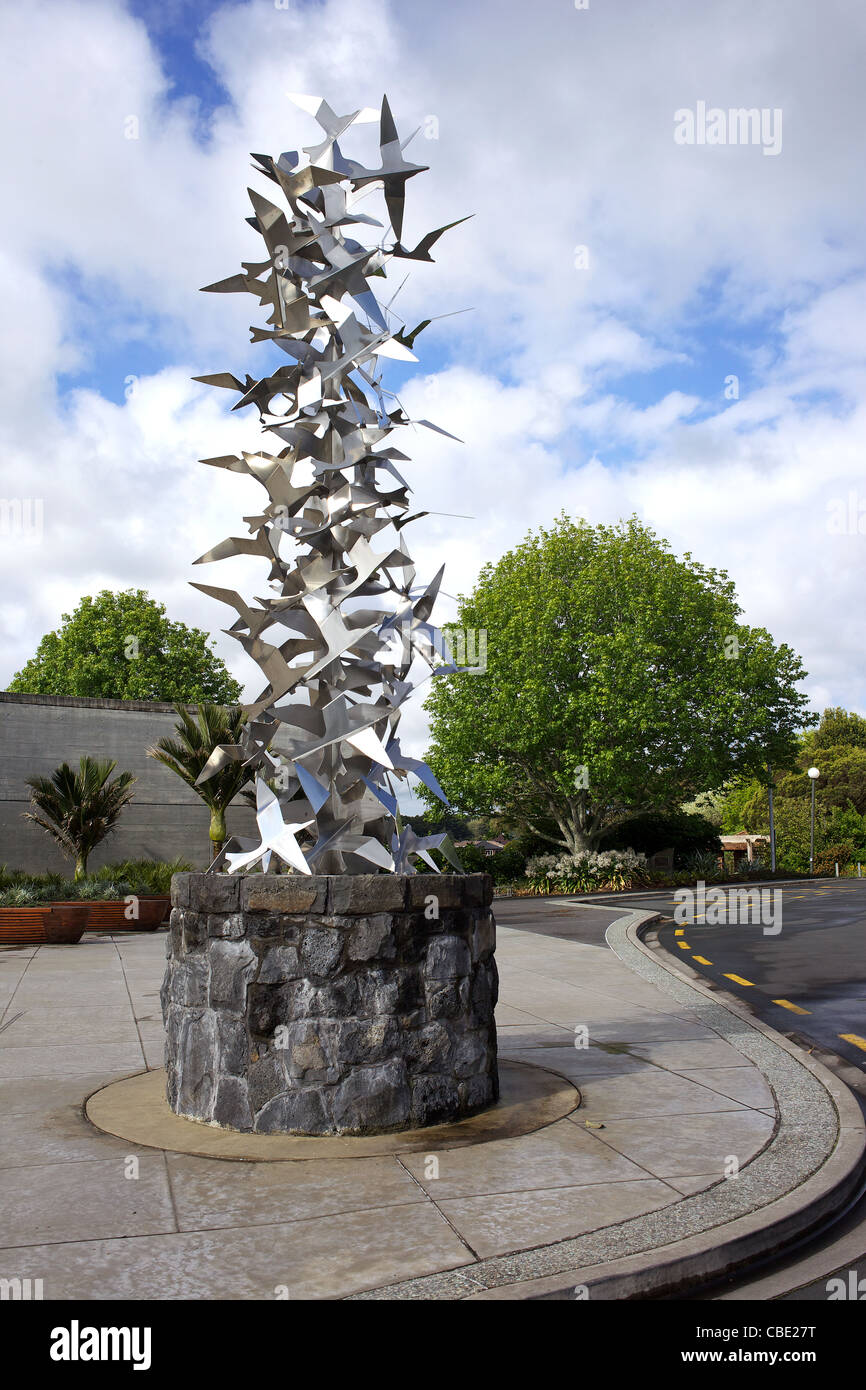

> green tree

[
  {"left": 775, "top": 748, "right": 866, "bottom": 815},
  {"left": 805, "top": 707, "right": 866, "bottom": 753},
  {"left": 424, "top": 516, "right": 811, "bottom": 854},
  {"left": 148, "top": 704, "right": 253, "bottom": 859},
  {"left": 9, "top": 589, "right": 241, "bottom": 703},
  {"left": 23, "top": 756, "right": 136, "bottom": 879},
  {"left": 722, "top": 710, "right": 866, "bottom": 831}
]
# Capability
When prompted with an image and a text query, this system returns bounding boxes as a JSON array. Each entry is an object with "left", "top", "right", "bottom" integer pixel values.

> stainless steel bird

[{"left": 193, "top": 94, "right": 467, "bottom": 876}]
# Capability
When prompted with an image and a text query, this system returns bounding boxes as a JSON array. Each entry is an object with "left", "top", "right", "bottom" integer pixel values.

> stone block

[
  {"left": 331, "top": 1058, "right": 411, "bottom": 1133},
  {"left": 255, "top": 1087, "right": 331, "bottom": 1134},
  {"left": 176, "top": 1011, "right": 217, "bottom": 1118},
  {"left": 241, "top": 875, "right": 328, "bottom": 914},
  {"left": 458, "top": 1072, "right": 497, "bottom": 1113},
  {"left": 425, "top": 978, "right": 471, "bottom": 1019},
  {"left": 425, "top": 935, "right": 471, "bottom": 981},
  {"left": 347, "top": 913, "right": 396, "bottom": 962},
  {"left": 171, "top": 956, "right": 209, "bottom": 1008},
  {"left": 414, "top": 875, "right": 468, "bottom": 911},
  {"left": 329, "top": 874, "right": 406, "bottom": 914},
  {"left": 451, "top": 1029, "right": 489, "bottom": 1079},
  {"left": 213, "top": 1075, "right": 252, "bottom": 1131},
  {"left": 207, "top": 912, "right": 246, "bottom": 940},
  {"left": 404, "top": 1020, "right": 451, "bottom": 1073},
  {"left": 471, "top": 911, "right": 496, "bottom": 962},
  {"left": 247, "top": 1050, "right": 286, "bottom": 1114},
  {"left": 217, "top": 1014, "right": 249, "bottom": 1077},
  {"left": 192, "top": 875, "right": 240, "bottom": 913},
  {"left": 411, "top": 1074, "right": 461, "bottom": 1126},
  {"left": 208, "top": 939, "right": 257, "bottom": 1014},
  {"left": 257, "top": 944, "right": 301, "bottom": 984},
  {"left": 464, "top": 873, "right": 493, "bottom": 907},
  {"left": 300, "top": 927, "right": 343, "bottom": 978},
  {"left": 181, "top": 910, "right": 208, "bottom": 954},
  {"left": 171, "top": 872, "right": 192, "bottom": 909}
]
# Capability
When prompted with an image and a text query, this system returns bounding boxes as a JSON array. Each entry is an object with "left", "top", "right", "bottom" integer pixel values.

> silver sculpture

[{"left": 193, "top": 94, "right": 466, "bottom": 876}]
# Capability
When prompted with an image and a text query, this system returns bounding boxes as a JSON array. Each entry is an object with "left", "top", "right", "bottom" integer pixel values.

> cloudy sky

[{"left": 1, "top": 0, "right": 864, "bottom": 765}]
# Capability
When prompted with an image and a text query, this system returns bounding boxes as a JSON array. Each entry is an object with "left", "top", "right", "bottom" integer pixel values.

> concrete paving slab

[
  {"left": 498, "top": 1044, "right": 650, "bottom": 1079},
  {"left": 572, "top": 1068, "right": 751, "bottom": 1120},
  {"left": 574, "top": 1108, "right": 775, "bottom": 1179},
  {"left": 0, "top": 1071, "right": 134, "bottom": 1117},
  {"left": 166, "top": 1153, "right": 425, "bottom": 1231},
  {"left": 0, "top": 1100, "right": 154, "bottom": 1168},
  {"left": 439, "top": 1177, "right": 677, "bottom": 1258},
  {"left": 630, "top": 1038, "right": 756, "bottom": 1069},
  {"left": 0, "top": 1154, "right": 176, "bottom": 1246},
  {"left": 0, "top": 1205, "right": 475, "bottom": 1299},
  {"left": 678, "top": 1066, "right": 776, "bottom": 1110},
  {"left": 0, "top": 1043, "right": 145, "bottom": 1078},
  {"left": 401, "top": 1118, "right": 654, "bottom": 1197},
  {"left": 0, "top": 1010, "right": 142, "bottom": 1048}
]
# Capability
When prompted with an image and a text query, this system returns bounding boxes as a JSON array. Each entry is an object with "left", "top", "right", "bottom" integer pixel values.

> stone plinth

[{"left": 161, "top": 873, "right": 498, "bottom": 1135}]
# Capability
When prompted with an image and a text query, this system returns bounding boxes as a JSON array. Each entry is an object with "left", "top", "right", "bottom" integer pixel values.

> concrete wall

[{"left": 0, "top": 694, "right": 256, "bottom": 873}]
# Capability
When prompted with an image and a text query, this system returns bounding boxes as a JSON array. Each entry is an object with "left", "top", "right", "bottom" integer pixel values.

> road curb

[
  {"left": 467, "top": 910, "right": 866, "bottom": 1300},
  {"left": 349, "top": 909, "right": 866, "bottom": 1301}
]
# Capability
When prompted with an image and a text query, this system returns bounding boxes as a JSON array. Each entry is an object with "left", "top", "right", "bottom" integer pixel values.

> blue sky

[{"left": 1, "top": 0, "right": 865, "bottom": 755}]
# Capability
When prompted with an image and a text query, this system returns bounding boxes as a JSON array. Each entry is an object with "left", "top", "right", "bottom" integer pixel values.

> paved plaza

[{"left": 0, "top": 903, "right": 860, "bottom": 1300}]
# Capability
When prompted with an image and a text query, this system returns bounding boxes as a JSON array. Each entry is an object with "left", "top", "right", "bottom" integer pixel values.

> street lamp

[{"left": 807, "top": 767, "right": 820, "bottom": 873}]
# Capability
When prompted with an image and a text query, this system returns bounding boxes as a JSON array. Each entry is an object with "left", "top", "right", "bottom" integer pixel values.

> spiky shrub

[
  {"left": 23, "top": 757, "right": 136, "bottom": 880},
  {"left": 148, "top": 705, "right": 253, "bottom": 860}
]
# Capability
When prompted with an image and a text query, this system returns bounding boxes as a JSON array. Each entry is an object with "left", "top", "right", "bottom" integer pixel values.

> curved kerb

[{"left": 346, "top": 909, "right": 866, "bottom": 1301}]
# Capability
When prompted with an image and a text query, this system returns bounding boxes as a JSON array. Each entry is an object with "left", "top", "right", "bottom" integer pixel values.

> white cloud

[{"left": 1, "top": 0, "right": 865, "bottom": 771}]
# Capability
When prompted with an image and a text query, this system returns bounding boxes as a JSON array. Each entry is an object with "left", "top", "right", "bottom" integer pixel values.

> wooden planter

[
  {"left": 64, "top": 896, "right": 170, "bottom": 932},
  {"left": 0, "top": 905, "right": 89, "bottom": 946}
]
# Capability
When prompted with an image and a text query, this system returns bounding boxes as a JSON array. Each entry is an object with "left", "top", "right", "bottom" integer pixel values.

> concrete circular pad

[{"left": 85, "top": 1060, "right": 579, "bottom": 1162}]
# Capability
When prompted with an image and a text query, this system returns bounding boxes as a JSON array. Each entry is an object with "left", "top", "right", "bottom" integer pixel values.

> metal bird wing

[{"left": 194, "top": 94, "right": 468, "bottom": 875}]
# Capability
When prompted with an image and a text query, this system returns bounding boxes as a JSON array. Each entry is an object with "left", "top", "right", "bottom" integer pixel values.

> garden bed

[{"left": 0, "top": 905, "right": 88, "bottom": 945}]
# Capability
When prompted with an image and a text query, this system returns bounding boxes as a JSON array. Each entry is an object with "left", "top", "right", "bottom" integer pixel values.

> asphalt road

[
  {"left": 495, "top": 883, "right": 866, "bottom": 1301},
  {"left": 639, "top": 880, "right": 866, "bottom": 1075}
]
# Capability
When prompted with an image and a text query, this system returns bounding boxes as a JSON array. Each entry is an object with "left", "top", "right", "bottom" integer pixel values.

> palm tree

[
  {"left": 148, "top": 704, "right": 253, "bottom": 860},
  {"left": 24, "top": 757, "right": 136, "bottom": 879}
]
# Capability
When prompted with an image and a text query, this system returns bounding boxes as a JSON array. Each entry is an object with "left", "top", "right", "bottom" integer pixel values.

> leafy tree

[
  {"left": 23, "top": 756, "right": 136, "bottom": 879},
  {"left": 775, "top": 748, "right": 866, "bottom": 815},
  {"left": 9, "top": 589, "right": 241, "bottom": 703},
  {"left": 423, "top": 516, "right": 811, "bottom": 853},
  {"left": 722, "top": 709, "right": 866, "bottom": 831},
  {"left": 406, "top": 810, "right": 473, "bottom": 840},
  {"left": 600, "top": 810, "right": 721, "bottom": 860},
  {"left": 805, "top": 707, "right": 866, "bottom": 754},
  {"left": 148, "top": 704, "right": 253, "bottom": 859}
]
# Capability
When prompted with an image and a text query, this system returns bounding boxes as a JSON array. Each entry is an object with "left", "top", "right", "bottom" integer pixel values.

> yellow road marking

[
  {"left": 724, "top": 973, "right": 754, "bottom": 987},
  {"left": 677, "top": 941, "right": 691, "bottom": 950},
  {"left": 675, "top": 928, "right": 684, "bottom": 936},
  {"left": 773, "top": 999, "right": 811, "bottom": 1015},
  {"left": 693, "top": 955, "right": 713, "bottom": 965},
  {"left": 839, "top": 1033, "right": 866, "bottom": 1052}
]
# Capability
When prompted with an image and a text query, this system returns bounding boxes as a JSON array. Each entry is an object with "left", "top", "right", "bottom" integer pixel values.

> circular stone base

[{"left": 86, "top": 1061, "right": 579, "bottom": 1162}]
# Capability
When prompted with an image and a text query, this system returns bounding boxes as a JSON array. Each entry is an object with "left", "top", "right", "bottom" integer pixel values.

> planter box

[
  {"left": 0, "top": 905, "right": 88, "bottom": 945},
  {"left": 58, "top": 896, "right": 170, "bottom": 932},
  {"left": 162, "top": 873, "right": 499, "bottom": 1135}
]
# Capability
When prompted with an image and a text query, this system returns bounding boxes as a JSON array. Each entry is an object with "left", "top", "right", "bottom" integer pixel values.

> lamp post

[
  {"left": 807, "top": 766, "right": 820, "bottom": 874},
  {"left": 767, "top": 762, "right": 776, "bottom": 872}
]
